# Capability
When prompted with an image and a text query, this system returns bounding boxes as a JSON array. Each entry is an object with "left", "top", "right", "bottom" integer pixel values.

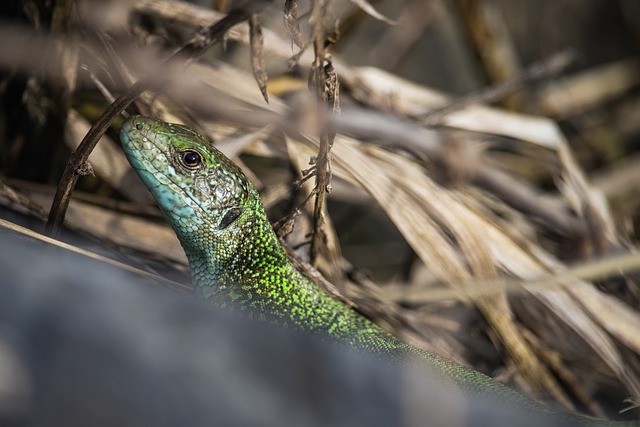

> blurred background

[{"left": 0, "top": 0, "right": 639, "bottom": 422}]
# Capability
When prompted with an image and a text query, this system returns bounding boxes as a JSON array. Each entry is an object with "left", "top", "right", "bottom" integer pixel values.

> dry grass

[{"left": 0, "top": 0, "right": 639, "bottom": 420}]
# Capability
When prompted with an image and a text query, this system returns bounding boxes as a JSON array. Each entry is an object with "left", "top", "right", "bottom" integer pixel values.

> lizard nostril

[{"left": 135, "top": 123, "right": 143, "bottom": 130}]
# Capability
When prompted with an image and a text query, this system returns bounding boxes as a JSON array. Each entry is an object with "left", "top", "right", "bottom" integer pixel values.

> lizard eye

[{"left": 180, "top": 150, "right": 201, "bottom": 168}]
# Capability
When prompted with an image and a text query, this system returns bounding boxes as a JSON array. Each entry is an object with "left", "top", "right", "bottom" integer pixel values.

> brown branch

[
  {"left": 307, "top": 0, "right": 340, "bottom": 266},
  {"left": 45, "top": 2, "right": 271, "bottom": 235},
  {"left": 454, "top": 0, "right": 523, "bottom": 110},
  {"left": 249, "top": 13, "right": 269, "bottom": 103},
  {"left": 421, "top": 49, "right": 577, "bottom": 125},
  {"left": 473, "top": 166, "right": 585, "bottom": 237},
  {"left": 335, "top": 107, "right": 586, "bottom": 237}
]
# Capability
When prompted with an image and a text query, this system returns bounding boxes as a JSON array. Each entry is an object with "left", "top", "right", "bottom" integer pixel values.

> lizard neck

[
  {"left": 181, "top": 199, "right": 399, "bottom": 350},
  {"left": 180, "top": 197, "right": 290, "bottom": 301}
]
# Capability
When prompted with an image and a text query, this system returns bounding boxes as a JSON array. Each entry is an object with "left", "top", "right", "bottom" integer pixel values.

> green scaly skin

[{"left": 121, "top": 116, "right": 637, "bottom": 426}]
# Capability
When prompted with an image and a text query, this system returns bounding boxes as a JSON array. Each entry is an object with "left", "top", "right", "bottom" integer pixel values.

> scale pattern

[{"left": 121, "top": 116, "right": 634, "bottom": 426}]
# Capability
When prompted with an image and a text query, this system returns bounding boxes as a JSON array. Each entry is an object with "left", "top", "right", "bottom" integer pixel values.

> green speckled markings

[
  {"left": 121, "top": 116, "right": 637, "bottom": 426},
  {"left": 120, "top": 116, "right": 405, "bottom": 348}
]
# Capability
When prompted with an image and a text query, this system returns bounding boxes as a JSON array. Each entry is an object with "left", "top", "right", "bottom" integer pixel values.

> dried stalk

[
  {"left": 46, "top": 3, "right": 271, "bottom": 234},
  {"left": 307, "top": 0, "right": 340, "bottom": 266}
]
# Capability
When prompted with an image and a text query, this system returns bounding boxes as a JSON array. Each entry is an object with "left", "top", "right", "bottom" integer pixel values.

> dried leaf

[
  {"left": 284, "top": 0, "right": 304, "bottom": 49},
  {"left": 302, "top": 134, "right": 640, "bottom": 401},
  {"left": 249, "top": 13, "right": 268, "bottom": 103},
  {"left": 66, "top": 110, "right": 155, "bottom": 205},
  {"left": 349, "top": 0, "right": 396, "bottom": 25},
  {"left": 325, "top": 60, "right": 340, "bottom": 115}
]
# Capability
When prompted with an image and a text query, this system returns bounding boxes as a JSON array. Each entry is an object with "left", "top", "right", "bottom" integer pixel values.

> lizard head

[{"left": 121, "top": 115, "right": 263, "bottom": 289}]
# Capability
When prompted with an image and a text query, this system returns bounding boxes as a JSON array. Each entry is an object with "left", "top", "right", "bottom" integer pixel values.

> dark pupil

[{"left": 182, "top": 151, "right": 200, "bottom": 167}]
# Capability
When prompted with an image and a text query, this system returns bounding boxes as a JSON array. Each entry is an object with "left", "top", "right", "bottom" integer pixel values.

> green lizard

[{"left": 121, "top": 115, "right": 637, "bottom": 426}]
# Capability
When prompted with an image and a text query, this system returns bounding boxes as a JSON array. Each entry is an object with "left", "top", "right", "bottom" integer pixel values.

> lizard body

[{"left": 121, "top": 116, "right": 636, "bottom": 426}]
